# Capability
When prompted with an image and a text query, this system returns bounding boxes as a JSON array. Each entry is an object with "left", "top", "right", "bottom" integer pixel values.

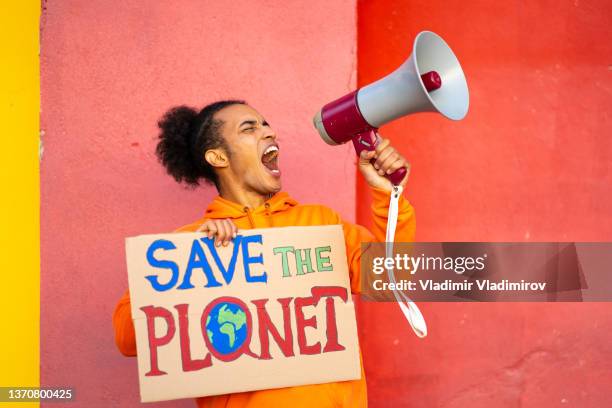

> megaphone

[{"left": 313, "top": 30, "right": 469, "bottom": 185}]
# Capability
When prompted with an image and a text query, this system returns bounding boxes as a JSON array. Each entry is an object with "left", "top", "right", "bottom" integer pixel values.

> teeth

[{"left": 264, "top": 145, "right": 279, "bottom": 155}]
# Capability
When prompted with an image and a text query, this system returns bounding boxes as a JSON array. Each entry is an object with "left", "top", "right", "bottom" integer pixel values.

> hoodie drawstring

[{"left": 243, "top": 206, "right": 256, "bottom": 228}]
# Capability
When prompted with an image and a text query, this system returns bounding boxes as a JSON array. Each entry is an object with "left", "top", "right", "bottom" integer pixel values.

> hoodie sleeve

[
  {"left": 370, "top": 186, "right": 416, "bottom": 243},
  {"left": 341, "top": 187, "right": 416, "bottom": 294},
  {"left": 112, "top": 290, "right": 137, "bottom": 357}
]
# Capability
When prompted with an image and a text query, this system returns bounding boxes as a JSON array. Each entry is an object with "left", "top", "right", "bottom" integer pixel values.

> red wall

[
  {"left": 357, "top": 1, "right": 612, "bottom": 407},
  {"left": 40, "top": 1, "right": 355, "bottom": 406}
]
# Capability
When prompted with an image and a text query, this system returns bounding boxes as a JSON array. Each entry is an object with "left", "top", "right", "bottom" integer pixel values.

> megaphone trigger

[{"left": 352, "top": 129, "right": 407, "bottom": 186}]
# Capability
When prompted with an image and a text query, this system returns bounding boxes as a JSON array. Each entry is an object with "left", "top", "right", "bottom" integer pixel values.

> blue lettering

[
  {"left": 177, "top": 239, "right": 222, "bottom": 289},
  {"left": 241, "top": 234, "right": 267, "bottom": 283},
  {"left": 200, "top": 236, "right": 242, "bottom": 285},
  {"left": 145, "top": 239, "right": 179, "bottom": 292}
]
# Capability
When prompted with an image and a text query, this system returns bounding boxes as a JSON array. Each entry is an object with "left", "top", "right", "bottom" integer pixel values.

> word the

[{"left": 273, "top": 246, "right": 333, "bottom": 277}]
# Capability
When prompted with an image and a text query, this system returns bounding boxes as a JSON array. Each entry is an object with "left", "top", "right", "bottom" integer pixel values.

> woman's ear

[{"left": 204, "top": 149, "right": 229, "bottom": 169}]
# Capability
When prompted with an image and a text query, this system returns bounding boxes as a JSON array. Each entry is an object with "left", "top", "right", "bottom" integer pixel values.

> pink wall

[
  {"left": 357, "top": 0, "right": 612, "bottom": 407},
  {"left": 40, "top": 1, "right": 355, "bottom": 406}
]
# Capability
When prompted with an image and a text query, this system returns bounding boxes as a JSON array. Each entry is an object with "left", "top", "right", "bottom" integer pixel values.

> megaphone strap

[{"left": 385, "top": 185, "right": 428, "bottom": 338}]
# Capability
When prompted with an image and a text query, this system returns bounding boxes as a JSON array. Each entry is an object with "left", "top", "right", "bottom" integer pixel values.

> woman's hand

[
  {"left": 197, "top": 218, "right": 238, "bottom": 247},
  {"left": 358, "top": 134, "right": 410, "bottom": 191}
]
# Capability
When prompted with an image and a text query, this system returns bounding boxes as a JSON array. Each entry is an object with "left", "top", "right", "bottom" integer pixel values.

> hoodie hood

[{"left": 204, "top": 191, "right": 298, "bottom": 220}]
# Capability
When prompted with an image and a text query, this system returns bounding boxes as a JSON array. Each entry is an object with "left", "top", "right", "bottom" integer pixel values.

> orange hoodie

[{"left": 113, "top": 187, "right": 415, "bottom": 407}]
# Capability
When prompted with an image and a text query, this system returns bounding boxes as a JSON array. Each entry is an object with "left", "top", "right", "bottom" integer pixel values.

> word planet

[{"left": 141, "top": 287, "right": 349, "bottom": 376}]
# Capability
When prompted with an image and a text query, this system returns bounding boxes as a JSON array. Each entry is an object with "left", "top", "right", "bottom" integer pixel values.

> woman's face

[{"left": 213, "top": 104, "right": 281, "bottom": 195}]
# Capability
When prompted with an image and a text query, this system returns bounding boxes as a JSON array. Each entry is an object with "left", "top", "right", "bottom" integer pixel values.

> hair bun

[{"left": 155, "top": 105, "right": 203, "bottom": 186}]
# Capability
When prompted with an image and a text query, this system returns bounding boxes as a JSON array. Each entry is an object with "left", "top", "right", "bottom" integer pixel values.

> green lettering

[
  {"left": 273, "top": 246, "right": 295, "bottom": 277},
  {"left": 315, "top": 246, "right": 333, "bottom": 272},
  {"left": 295, "top": 248, "right": 314, "bottom": 275}
]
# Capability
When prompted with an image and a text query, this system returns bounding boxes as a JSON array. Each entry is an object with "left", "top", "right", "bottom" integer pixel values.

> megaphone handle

[{"left": 352, "top": 129, "right": 407, "bottom": 186}]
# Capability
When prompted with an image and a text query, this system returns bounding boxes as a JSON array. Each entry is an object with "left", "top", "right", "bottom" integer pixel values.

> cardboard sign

[{"left": 125, "top": 225, "right": 361, "bottom": 402}]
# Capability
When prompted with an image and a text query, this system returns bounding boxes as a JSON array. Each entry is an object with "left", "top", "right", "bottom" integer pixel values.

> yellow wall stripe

[{"left": 0, "top": 2, "right": 40, "bottom": 407}]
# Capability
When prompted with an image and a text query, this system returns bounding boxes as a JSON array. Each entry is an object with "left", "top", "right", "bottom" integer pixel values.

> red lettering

[
  {"left": 294, "top": 287, "right": 348, "bottom": 355},
  {"left": 294, "top": 295, "right": 321, "bottom": 355},
  {"left": 139, "top": 285, "right": 349, "bottom": 373},
  {"left": 311, "top": 286, "right": 348, "bottom": 352},
  {"left": 252, "top": 297, "right": 294, "bottom": 359},
  {"left": 140, "top": 305, "right": 175, "bottom": 376},
  {"left": 175, "top": 304, "right": 213, "bottom": 371}
]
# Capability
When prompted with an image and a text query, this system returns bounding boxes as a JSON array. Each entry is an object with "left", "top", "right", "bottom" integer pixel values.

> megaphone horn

[{"left": 313, "top": 31, "right": 469, "bottom": 185}]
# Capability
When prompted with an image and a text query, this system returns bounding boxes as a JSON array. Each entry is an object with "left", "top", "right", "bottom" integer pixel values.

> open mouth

[{"left": 261, "top": 145, "right": 280, "bottom": 176}]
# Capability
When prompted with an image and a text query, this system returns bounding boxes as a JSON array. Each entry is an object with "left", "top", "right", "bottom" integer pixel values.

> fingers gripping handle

[
  {"left": 386, "top": 166, "right": 407, "bottom": 186},
  {"left": 352, "top": 129, "right": 407, "bottom": 185}
]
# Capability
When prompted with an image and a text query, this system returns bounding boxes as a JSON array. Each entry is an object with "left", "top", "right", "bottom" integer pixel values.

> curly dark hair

[{"left": 155, "top": 100, "right": 246, "bottom": 188}]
